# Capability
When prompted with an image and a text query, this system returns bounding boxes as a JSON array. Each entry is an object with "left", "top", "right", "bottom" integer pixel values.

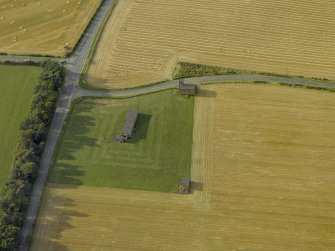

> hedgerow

[{"left": 0, "top": 60, "right": 65, "bottom": 250}]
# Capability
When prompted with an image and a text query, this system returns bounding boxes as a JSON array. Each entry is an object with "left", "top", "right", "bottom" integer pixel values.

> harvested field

[
  {"left": 32, "top": 84, "right": 335, "bottom": 250},
  {"left": 50, "top": 90, "right": 194, "bottom": 192},
  {"left": 0, "top": 0, "right": 102, "bottom": 56},
  {"left": 30, "top": 184, "right": 196, "bottom": 251},
  {"left": 0, "top": 64, "right": 41, "bottom": 195},
  {"left": 88, "top": 0, "right": 335, "bottom": 89}
]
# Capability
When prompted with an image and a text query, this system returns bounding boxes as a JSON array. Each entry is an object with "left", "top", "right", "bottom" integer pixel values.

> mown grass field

[
  {"left": 88, "top": 0, "right": 335, "bottom": 89},
  {"left": 0, "top": 64, "right": 41, "bottom": 195},
  {"left": 50, "top": 90, "right": 194, "bottom": 192},
  {"left": 32, "top": 84, "right": 335, "bottom": 250},
  {"left": 0, "top": 0, "right": 102, "bottom": 56}
]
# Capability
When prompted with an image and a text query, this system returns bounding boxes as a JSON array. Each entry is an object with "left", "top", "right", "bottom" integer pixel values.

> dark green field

[
  {"left": 0, "top": 64, "right": 41, "bottom": 195},
  {"left": 50, "top": 90, "right": 194, "bottom": 192}
]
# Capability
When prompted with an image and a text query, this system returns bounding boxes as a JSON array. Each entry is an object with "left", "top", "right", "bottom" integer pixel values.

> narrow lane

[{"left": 74, "top": 75, "right": 335, "bottom": 98}]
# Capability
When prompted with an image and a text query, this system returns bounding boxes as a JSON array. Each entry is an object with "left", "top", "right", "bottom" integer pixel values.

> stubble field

[
  {"left": 31, "top": 84, "right": 335, "bottom": 250},
  {"left": 0, "top": 0, "right": 102, "bottom": 56},
  {"left": 0, "top": 64, "right": 41, "bottom": 195},
  {"left": 88, "top": 0, "right": 335, "bottom": 89}
]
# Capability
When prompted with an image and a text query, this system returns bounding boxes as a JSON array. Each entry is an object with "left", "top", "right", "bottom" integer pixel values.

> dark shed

[
  {"left": 179, "top": 82, "right": 196, "bottom": 96},
  {"left": 114, "top": 108, "right": 139, "bottom": 143},
  {"left": 179, "top": 178, "right": 191, "bottom": 194}
]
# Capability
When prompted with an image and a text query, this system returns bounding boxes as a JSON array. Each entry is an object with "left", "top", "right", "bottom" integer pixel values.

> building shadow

[
  {"left": 197, "top": 89, "right": 217, "bottom": 98},
  {"left": 190, "top": 181, "right": 204, "bottom": 193},
  {"left": 131, "top": 114, "right": 152, "bottom": 142}
]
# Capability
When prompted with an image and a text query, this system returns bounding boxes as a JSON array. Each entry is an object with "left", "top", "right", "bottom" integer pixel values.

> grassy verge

[
  {"left": 80, "top": 0, "right": 118, "bottom": 89},
  {"left": 50, "top": 90, "right": 194, "bottom": 192},
  {"left": 0, "top": 65, "right": 41, "bottom": 196}
]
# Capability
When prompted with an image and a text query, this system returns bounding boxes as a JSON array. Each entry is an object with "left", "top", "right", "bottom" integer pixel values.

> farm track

[
  {"left": 75, "top": 75, "right": 335, "bottom": 98},
  {"left": 0, "top": 0, "right": 332, "bottom": 250}
]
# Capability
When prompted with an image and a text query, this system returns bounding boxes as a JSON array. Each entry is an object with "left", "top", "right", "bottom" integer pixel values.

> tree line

[{"left": 0, "top": 60, "right": 65, "bottom": 250}]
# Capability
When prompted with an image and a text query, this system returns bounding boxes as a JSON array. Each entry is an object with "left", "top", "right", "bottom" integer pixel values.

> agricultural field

[
  {"left": 88, "top": 0, "right": 335, "bottom": 89},
  {"left": 0, "top": 0, "right": 102, "bottom": 56},
  {"left": 31, "top": 84, "right": 335, "bottom": 250},
  {"left": 50, "top": 90, "right": 194, "bottom": 192},
  {"left": 0, "top": 64, "right": 41, "bottom": 195}
]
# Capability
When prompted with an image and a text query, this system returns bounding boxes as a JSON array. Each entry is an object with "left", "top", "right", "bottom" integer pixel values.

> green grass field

[
  {"left": 50, "top": 90, "right": 194, "bottom": 192},
  {"left": 0, "top": 64, "right": 41, "bottom": 195}
]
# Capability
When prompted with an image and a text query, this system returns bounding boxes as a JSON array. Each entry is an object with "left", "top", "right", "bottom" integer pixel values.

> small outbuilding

[
  {"left": 114, "top": 108, "right": 139, "bottom": 143},
  {"left": 179, "top": 178, "right": 191, "bottom": 194},
  {"left": 179, "top": 81, "right": 196, "bottom": 96}
]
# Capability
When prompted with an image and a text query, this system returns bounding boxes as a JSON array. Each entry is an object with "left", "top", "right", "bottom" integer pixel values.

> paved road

[
  {"left": 18, "top": 0, "right": 115, "bottom": 250},
  {"left": 75, "top": 75, "right": 335, "bottom": 98}
]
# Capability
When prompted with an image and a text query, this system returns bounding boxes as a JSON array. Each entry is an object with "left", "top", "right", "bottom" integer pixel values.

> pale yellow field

[
  {"left": 0, "top": 0, "right": 102, "bottom": 56},
  {"left": 31, "top": 84, "right": 335, "bottom": 250},
  {"left": 88, "top": 0, "right": 335, "bottom": 88}
]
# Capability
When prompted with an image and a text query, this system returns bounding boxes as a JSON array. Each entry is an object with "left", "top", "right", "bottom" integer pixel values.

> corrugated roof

[
  {"left": 123, "top": 108, "right": 139, "bottom": 135},
  {"left": 181, "top": 178, "right": 190, "bottom": 186}
]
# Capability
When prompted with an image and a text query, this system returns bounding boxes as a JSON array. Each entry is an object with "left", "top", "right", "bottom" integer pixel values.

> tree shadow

[
  {"left": 130, "top": 114, "right": 152, "bottom": 143},
  {"left": 51, "top": 101, "right": 98, "bottom": 184},
  {"left": 31, "top": 191, "right": 89, "bottom": 251},
  {"left": 57, "top": 113, "right": 97, "bottom": 161},
  {"left": 51, "top": 163, "right": 85, "bottom": 185}
]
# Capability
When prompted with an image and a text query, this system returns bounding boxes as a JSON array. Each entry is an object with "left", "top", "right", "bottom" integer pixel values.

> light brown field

[
  {"left": 88, "top": 0, "right": 335, "bottom": 88},
  {"left": 0, "top": 0, "right": 102, "bottom": 56},
  {"left": 31, "top": 84, "right": 335, "bottom": 250}
]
